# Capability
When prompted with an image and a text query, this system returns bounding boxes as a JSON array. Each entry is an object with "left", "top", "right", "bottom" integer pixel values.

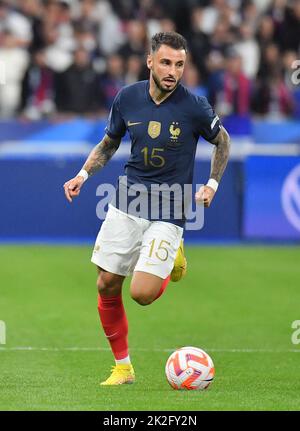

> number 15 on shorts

[{"left": 148, "top": 239, "right": 171, "bottom": 262}]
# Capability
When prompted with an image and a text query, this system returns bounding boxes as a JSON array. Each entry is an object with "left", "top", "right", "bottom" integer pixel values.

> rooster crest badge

[{"left": 169, "top": 122, "right": 181, "bottom": 140}]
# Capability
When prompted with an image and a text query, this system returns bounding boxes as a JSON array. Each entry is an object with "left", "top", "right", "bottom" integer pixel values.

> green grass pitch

[{"left": 0, "top": 245, "right": 300, "bottom": 411}]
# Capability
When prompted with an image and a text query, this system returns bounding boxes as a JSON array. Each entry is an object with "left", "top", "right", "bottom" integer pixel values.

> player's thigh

[
  {"left": 91, "top": 204, "right": 142, "bottom": 276},
  {"left": 132, "top": 220, "right": 183, "bottom": 284},
  {"left": 130, "top": 271, "right": 163, "bottom": 305}
]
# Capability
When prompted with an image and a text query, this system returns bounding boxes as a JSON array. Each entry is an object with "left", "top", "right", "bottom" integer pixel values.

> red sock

[
  {"left": 97, "top": 294, "right": 128, "bottom": 360},
  {"left": 153, "top": 275, "right": 171, "bottom": 302}
]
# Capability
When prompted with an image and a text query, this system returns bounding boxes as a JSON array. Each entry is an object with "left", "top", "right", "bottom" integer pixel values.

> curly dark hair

[{"left": 151, "top": 32, "right": 188, "bottom": 53}]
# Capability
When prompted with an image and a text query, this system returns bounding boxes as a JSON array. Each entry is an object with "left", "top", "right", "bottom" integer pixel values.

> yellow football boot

[
  {"left": 100, "top": 364, "right": 135, "bottom": 386},
  {"left": 170, "top": 239, "right": 187, "bottom": 282}
]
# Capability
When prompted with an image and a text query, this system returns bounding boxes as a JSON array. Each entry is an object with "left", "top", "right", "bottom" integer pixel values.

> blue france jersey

[{"left": 105, "top": 80, "right": 221, "bottom": 227}]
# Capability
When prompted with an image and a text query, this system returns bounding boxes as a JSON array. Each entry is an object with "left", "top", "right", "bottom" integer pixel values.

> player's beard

[{"left": 152, "top": 70, "right": 180, "bottom": 93}]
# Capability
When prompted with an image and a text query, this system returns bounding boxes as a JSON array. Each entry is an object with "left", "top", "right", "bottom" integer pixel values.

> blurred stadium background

[
  {"left": 1, "top": 0, "right": 300, "bottom": 411},
  {"left": 0, "top": 0, "right": 299, "bottom": 242}
]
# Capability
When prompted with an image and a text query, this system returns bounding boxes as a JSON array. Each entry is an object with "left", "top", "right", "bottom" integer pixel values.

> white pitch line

[{"left": 0, "top": 347, "right": 300, "bottom": 353}]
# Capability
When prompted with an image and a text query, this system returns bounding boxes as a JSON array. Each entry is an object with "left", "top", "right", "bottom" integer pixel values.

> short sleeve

[
  {"left": 105, "top": 90, "right": 127, "bottom": 138},
  {"left": 196, "top": 97, "right": 222, "bottom": 142}
]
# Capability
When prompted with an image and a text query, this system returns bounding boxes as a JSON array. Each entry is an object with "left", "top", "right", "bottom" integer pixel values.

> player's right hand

[{"left": 63, "top": 176, "right": 85, "bottom": 203}]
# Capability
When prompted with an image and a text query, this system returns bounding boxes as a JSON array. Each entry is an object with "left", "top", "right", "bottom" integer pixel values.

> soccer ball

[{"left": 165, "top": 346, "right": 215, "bottom": 390}]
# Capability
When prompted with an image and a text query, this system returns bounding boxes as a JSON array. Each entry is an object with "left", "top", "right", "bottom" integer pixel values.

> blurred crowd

[{"left": 0, "top": 0, "right": 299, "bottom": 120}]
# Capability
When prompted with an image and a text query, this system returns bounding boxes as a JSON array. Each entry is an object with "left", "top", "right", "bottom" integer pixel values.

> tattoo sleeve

[
  {"left": 209, "top": 126, "right": 231, "bottom": 183},
  {"left": 82, "top": 134, "right": 121, "bottom": 177}
]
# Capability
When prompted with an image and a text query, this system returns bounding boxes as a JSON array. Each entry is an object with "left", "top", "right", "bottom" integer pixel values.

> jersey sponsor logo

[
  {"left": 169, "top": 122, "right": 181, "bottom": 140},
  {"left": 210, "top": 116, "right": 219, "bottom": 130},
  {"left": 148, "top": 121, "right": 161, "bottom": 139},
  {"left": 127, "top": 121, "right": 142, "bottom": 127}
]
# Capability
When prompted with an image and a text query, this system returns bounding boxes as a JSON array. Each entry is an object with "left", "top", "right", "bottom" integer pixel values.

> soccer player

[{"left": 63, "top": 32, "right": 230, "bottom": 385}]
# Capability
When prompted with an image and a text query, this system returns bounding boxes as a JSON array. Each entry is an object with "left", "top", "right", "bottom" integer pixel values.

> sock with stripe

[{"left": 97, "top": 294, "right": 129, "bottom": 362}]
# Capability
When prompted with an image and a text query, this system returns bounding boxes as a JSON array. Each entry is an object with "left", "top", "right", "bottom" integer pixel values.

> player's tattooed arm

[
  {"left": 209, "top": 126, "right": 230, "bottom": 183},
  {"left": 63, "top": 134, "right": 121, "bottom": 202},
  {"left": 83, "top": 134, "right": 121, "bottom": 177},
  {"left": 195, "top": 126, "right": 230, "bottom": 207}
]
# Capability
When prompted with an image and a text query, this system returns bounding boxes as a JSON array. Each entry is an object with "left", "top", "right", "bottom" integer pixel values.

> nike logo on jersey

[{"left": 128, "top": 121, "right": 142, "bottom": 127}]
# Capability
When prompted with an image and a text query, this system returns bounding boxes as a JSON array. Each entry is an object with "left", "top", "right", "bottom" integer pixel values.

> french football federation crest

[
  {"left": 169, "top": 122, "right": 181, "bottom": 140},
  {"left": 148, "top": 121, "right": 161, "bottom": 139}
]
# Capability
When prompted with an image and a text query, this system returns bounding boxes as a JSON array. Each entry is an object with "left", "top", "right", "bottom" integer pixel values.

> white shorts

[{"left": 91, "top": 204, "right": 183, "bottom": 279}]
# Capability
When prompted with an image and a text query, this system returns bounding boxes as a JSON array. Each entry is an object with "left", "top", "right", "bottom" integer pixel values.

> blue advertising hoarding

[
  {"left": 0, "top": 157, "right": 241, "bottom": 242},
  {"left": 244, "top": 156, "right": 300, "bottom": 240}
]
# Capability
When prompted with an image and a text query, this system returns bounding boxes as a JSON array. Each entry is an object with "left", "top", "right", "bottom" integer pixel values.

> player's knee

[
  {"left": 97, "top": 276, "right": 106, "bottom": 295},
  {"left": 131, "top": 293, "right": 153, "bottom": 306},
  {"left": 130, "top": 288, "right": 153, "bottom": 306},
  {"left": 97, "top": 272, "right": 122, "bottom": 296}
]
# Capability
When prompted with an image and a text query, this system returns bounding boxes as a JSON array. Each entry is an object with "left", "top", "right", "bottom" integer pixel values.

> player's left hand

[{"left": 195, "top": 185, "right": 215, "bottom": 207}]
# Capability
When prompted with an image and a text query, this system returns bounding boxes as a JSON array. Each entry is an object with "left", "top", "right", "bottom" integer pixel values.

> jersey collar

[{"left": 146, "top": 80, "right": 181, "bottom": 106}]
